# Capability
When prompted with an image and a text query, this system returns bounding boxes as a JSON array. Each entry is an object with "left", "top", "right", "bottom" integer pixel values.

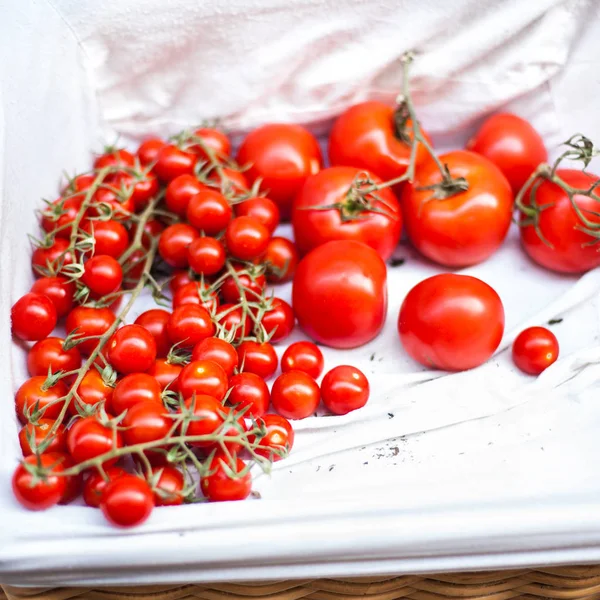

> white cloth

[{"left": 2, "top": 0, "right": 600, "bottom": 586}]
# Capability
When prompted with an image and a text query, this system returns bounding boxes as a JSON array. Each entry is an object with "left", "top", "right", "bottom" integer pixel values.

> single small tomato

[
  {"left": 154, "top": 144, "right": 198, "bottom": 183},
  {"left": 41, "top": 196, "right": 85, "bottom": 239},
  {"left": 181, "top": 394, "right": 227, "bottom": 448},
  {"left": 32, "top": 238, "right": 73, "bottom": 276},
  {"left": 27, "top": 337, "right": 81, "bottom": 377},
  {"left": 200, "top": 455, "right": 251, "bottom": 502},
  {"left": 320, "top": 365, "right": 369, "bottom": 415},
  {"left": 281, "top": 341, "right": 324, "bottom": 379},
  {"left": 172, "top": 281, "right": 219, "bottom": 312},
  {"left": 165, "top": 174, "right": 207, "bottom": 216},
  {"left": 91, "top": 186, "right": 135, "bottom": 219},
  {"left": 187, "top": 237, "right": 226, "bottom": 276},
  {"left": 81, "top": 254, "right": 123, "bottom": 298},
  {"left": 82, "top": 219, "right": 129, "bottom": 259},
  {"left": 94, "top": 148, "right": 135, "bottom": 170},
  {"left": 12, "top": 454, "right": 66, "bottom": 511},
  {"left": 15, "top": 376, "right": 68, "bottom": 424},
  {"left": 134, "top": 309, "right": 172, "bottom": 357},
  {"left": 214, "top": 303, "right": 252, "bottom": 341},
  {"left": 167, "top": 304, "right": 215, "bottom": 348},
  {"left": 65, "top": 306, "right": 116, "bottom": 355},
  {"left": 100, "top": 474, "right": 154, "bottom": 527},
  {"left": 235, "top": 197, "right": 280, "bottom": 234},
  {"left": 192, "top": 337, "right": 238, "bottom": 378},
  {"left": 252, "top": 414, "right": 294, "bottom": 462},
  {"left": 271, "top": 370, "right": 320, "bottom": 420},
  {"left": 170, "top": 269, "right": 196, "bottom": 295},
  {"left": 11, "top": 292, "right": 57, "bottom": 341},
  {"left": 512, "top": 326, "right": 559, "bottom": 375},
  {"left": 19, "top": 419, "right": 67, "bottom": 457},
  {"left": 237, "top": 341, "right": 278, "bottom": 380},
  {"left": 67, "top": 416, "right": 123, "bottom": 466},
  {"left": 227, "top": 372, "right": 270, "bottom": 418},
  {"left": 220, "top": 266, "right": 266, "bottom": 303},
  {"left": 260, "top": 298, "right": 295, "bottom": 343},
  {"left": 147, "top": 359, "right": 182, "bottom": 393},
  {"left": 225, "top": 216, "right": 270, "bottom": 262},
  {"left": 186, "top": 189, "right": 233, "bottom": 235},
  {"left": 122, "top": 401, "right": 172, "bottom": 446},
  {"left": 151, "top": 466, "right": 185, "bottom": 506},
  {"left": 132, "top": 218, "right": 165, "bottom": 250},
  {"left": 158, "top": 223, "right": 200, "bottom": 268},
  {"left": 137, "top": 137, "right": 167, "bottom": 166},
  {"left": 109, "top": 171, "right": 159, "bottom": 211},
  {"left": 61, "top": 173, "right": 95, "bottom": 196},
  {"left": 83, "top": 466, "right": 127, "bottom": 508},
  {"left": 47, "top": 451, "right": 82, "bottom": 504},
  {"left": 71, "top": 369, "right": 114, "bottom": 415},
  {"left": 178, "top": 360, "right": 228, "bottom": 401},
  {"left": 264, "top": 237, "right": 298, "bottom": 283},
  {"left": 208, "top": 168, "right": 249, "bottom": 196},
  {"left": 111, "top": 372, "right": 162, "bottom": 416},
  {"left": 30, "top": 276, "right": 75, "bottom": 318},
  {"left": 188, "top": 127, "right": 231, "bottom": 159},
  {"left": 106, "top": 325, "right": 157, "bottom": 374}
]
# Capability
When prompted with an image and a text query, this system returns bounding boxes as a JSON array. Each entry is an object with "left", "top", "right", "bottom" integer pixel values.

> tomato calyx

[{"left": 414, "top": 163, "right": 470, "bottom": 201}]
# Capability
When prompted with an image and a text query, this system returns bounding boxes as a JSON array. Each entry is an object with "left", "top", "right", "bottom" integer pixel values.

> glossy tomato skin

[
  {"left": 237, "top": 124, "right": 323, "bottom": 220},
  {"left": 512, "top": 326, "right": 559, "bottom": 375},
  {"left": 94, "top": 148, "right": 135, "bottom": 170},
  {"left": 154, "top": 145, "right": 198, "bottom": 183},
  {"left": 519, "top": 169, "right": 600, "bottom": 273},
  {"left": 209, "top": 168, "right": 249, "bottom": 196},
  {"left": 221, "top": 268, "right": 266, "bottom": 303},
  {"left": 82, "top": 219, "right": 129, "bottom": 259},
  {"left": 83, "top": 466, "right": 127, "bottom": 508},
  {"left": 192, "top": 338, "right": 238, "bottom": 379},
  {"left": 67, "top": 416, "right": 123, "bottom": 466},
  {"left": 235, "top": 197, "right": 280, "bottom": 234},
  {"left": 293, "top": 240, "right": 387, "bottom": 348},
  {"left": 134, "top": 309, "right": 172, "bottom": 357},
  {"left": 100, "top": 474, "right": 154, "bottom": 527},
  {"left": 467, "top": 113, "right": 547, "bottom": 194},
  {"left": 167, "top": 305, "right": 215, "bottom": 348},
  {"left": 186, "top": 189, "right": 233, "bottom": 235},
  {"left": 398, "top": 274, "right": 505, "bottom": 371},
  {"left": 137, "top": 138, "right": 167, "bottom": 166},
  {"left": 147, "top": 359, "right": 182, "bottom": 393},
  {"left": 260, "top": 298, "right": 295, "bottom": 343},
  {"left": 122, "top": 402, "right": 171, "bottom": 446},
  {"left": 281, "top": 341, "right": 324, "bottom": 379},
  {"left": 111, "top": 373, "right": 162, "bottom": 415},
  {"left": 178, "top": 360, "right": 228, "bottom": 401},
  {"left": 402, "top": 150, "right": 513, "bottom": 267},
  {"left": 264, "top": 237, "right": 298, "bottom": 283},
  {"left": 152, "top": 466, "right": 185, "bottom": 506},
  {"left": 158, "top": 223, "right": 200, "bottom": 268},
  {"left": 253, "top": 414, "right": 294, "bottom": 461},
  {"left": 32, "top": 238, "right": 73, "bottom": 275},
  {"left": 30, "top": 276, "right": 75, "bottom": 318},
  {"left": 187, "top": 237, "right": 226, "bottom": 276},
  {"left": 271, "top": 371, "right": 320, "bottom": 420},
  {"left": 215, "top": 304, "right": 251, "bottom": 341},
  {"left": 107, "top": 325, "right": 157, "bottom": 374},
  {"left": 71, "top": 370, "right": 114, "bottom": 415},
  {"left": 292, "top": 166, "right": 402, "bottom": 261},
  {"left": 81, "top": 255, "right": 123, "bottom": 298},
  {"left": 200, "top": 456, "right": 251, "bottom": 502},
  {"left": 48, "top": 451, "right": 82, "bottom": 504},
  {"left": 173, "top": 281, "right": 219, "bottom": 312},
  {"left": 182, "top": 394, "right": 227, "bottom": 447},
  {"left": 227, "top": 372, "right": 270, "bottom": 418},
  {"left": 41, "top": 196, "right": 85, "bottom": 239},
  {"left": 237, "top": 341, "right": 278, "bottom": 380},
  {"left": 170, "top": 269, "right": 195, "bottom": 295},
  {"left": 12, "top": 454, "right": 66, "bottom": 511},
  {"left": 11, "top": 293, "right": 57, "bottom": 341},
  {"left": 15, "top": 376, "right": 68, "bottom": 423},
  {"left": 27, "top": 337, "right": 81, "bottom": 377},
  {"left": 65, "top": 306, "right": 116, "bottom": 355},
  {"left": 19, "top": 419, "right": 67, "bottom": 457},
  {"left": 165, "top": 174, "right": 207, "bottom": 216},
  {"left": 320, "top": 365, "right": 369, "bottom": 415},
  {"left": 189, "top": 127, "right": 231, "bottom": 159},
  {"left": 224, "top": 216, "right": 270, "bottom": 261}
]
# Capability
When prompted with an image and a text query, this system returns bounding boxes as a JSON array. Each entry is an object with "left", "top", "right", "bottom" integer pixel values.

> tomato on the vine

[
  {"left": 271, "top": 370, "right": 320, "bottom": 420},
  {"left": 19, "top": 419, "right": 67, "bottom": 457},
  {"left": 264, "top": 237, "right": 298, "bottom": 283},
  {"left": 47, "top": 451, "right": 82, "bottom": 504},
  {"left": 252, "top": 414, "right": 294, "bottom": 462},
  {"left": 111, "top": 372, "right": 162, "bottom": 415},
  {"left": 320, "top": 365, "right": 369, "bottom": 415},
  {"left": 107, "top": 324, "right": 157, "bottom": 374},
  {"left": 235, "top": 197, "right": 280, "bottom": 234},
  {"left": 91, "top": 186, "right": 135, "bottom": 219},
  {"left": 215, "top": 303, "right": 252, "bottom": 341},
  {"left": 167, "top": 304, "right": 215, "bottom": 348},
  {"left": 221, "top": 266, "right": 266, "bottom": 303},
  {"left": 260, "top": 298, "right": 295, "bottom": 343},
  {"left": 181, "top": 394, "right": 227, "bottom": 446},
  {"left": 187, "top": 237, "right": 226, "bottom": 276},
  {"left": 67, "top": 416, "right": 123, "bottom": 466},
  {"left": 122, "top": 402, "right": 171, "bottom": 446},
  {"left": 71, "top": 369, "right": 114, "bottom": 415},
  {"left": 12, "top": 454, "right": 66, "bottom": 511},
  {"left": 83, "top": 466, "right": 127, "bottom": 508},
  {"left": 151, "top": 466, "right": 185, "bottom": 506},
  {"left": 31, "top": 276, "right": 75, "bottom": 317},
  {"left": 41, "top": 196, "right": 85, "bottom": 239},
  {"left": 109, "top": 171, "right": 159, "bottom": 211},
  {"left": 227, "top": 372, "right": 270, "bottom": 418},
  {"left": 192, "top": 337, "right": 238, "bottom": 379},
  {"left": 208, "top": 168, "right": 249, "bottom": 196},
  {"left": 147, "top": 359, "right": 182, "bottom": 393},
  {"left": 82, "top": 219, "right": 130, "bottom": 259},
  {"left": 512, "top": 326, "right": 559, "bottom": 375},
  {"left": 158, "top": 223, "right": 200, "bottom": 268},
  {"left": 81, "top": 254, "right": 123, "bottom": 298},
  {"left": 200, "top": 455, "right": 251, "bottom": 502},
  {"left": 154, "top": 144, "right": 198, "bottom": 183},
  {"left": 100, "top": 474, "right": 154, "bottom": 527},
  {"left": 188, "top": 127, "right": 231, "bottom": 160},
  {"left": 94, "top": 148, "right": 135, "bottom": 170},
  {"left": 237, "top": 341, "right": 278, "bottom": 380},
  {"left": 32, "top": 238, "right": 73, "bottom": 275},
  {"left": 225, "top": 216, "right": 270, "bottom": 262},
  {"left": 134, "top": 218, "right": 165, "bottom": 250},
  {"left": 173, "top": 281, "right": 219, "bottom": 312},
  {"left": 65, "top": 306, "right": 116, "bottom": 355},
  {"left": 62, "top": 173, "right": 94, "bottom": 196},
  {"left": 178, "top": 360, "right": 228, "bottom": 401},
  {"left": 27, "top": 337, "right": 81, "bottom": 377},
  {"left": 170, "top": 269, "right": 195, "bottom": 295},
  {"left": 15, "top": 376, "right": 67, "bottom": 423},
  {"left": 186, "top": 189, "right": 233, "bottom": 235},
  {"left": 11, "top": 292, "right": 57, "bottom": 341},
  {"left": 281, "top": 341, "right": 324, "bottom": 379},
  {"left": 165, "top": 174, "right": 207, "bottom": 216},
  {"left": 134, "top": 309, "right": 172, "bottom": 358},
  {"left": 137, "top": 138, "right": 166, "bottom": 166}
]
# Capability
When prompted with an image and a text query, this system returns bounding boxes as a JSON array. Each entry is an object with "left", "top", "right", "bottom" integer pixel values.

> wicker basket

[{"left": 4, "top": 566, "right": 600, "bottom": 600}]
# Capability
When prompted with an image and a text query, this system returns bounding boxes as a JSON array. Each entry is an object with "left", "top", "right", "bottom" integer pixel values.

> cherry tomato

[
  {"left": 11, "top": 292, "right": 57, "bottom": 341},
  {"left": 293, "top": 240, "right": 386, "bottom": 348},
  {"left": 271, "top": 370, "right": 320, "bottom": 420},
  {"left": 136, "top": 218, "right": 165, "bottom": 251},
  {"left": 201, "top": 455, "right": 251, "bottom": 502},
  {"left": 512, "top": 326, "right": 559, "bottom": 375},
  {"left": 47, "top": 451, "right": 82, "bottom": 504},
  {"left": 81, "top": 254, "right": 123, "bottom": 298},
  {"left": 187, "top": 237, "right": 226, "bottom": 276},
  {"left": 158, "top": 223, "right": 200, "bottom": 268},
  {"left": 123, "top": 402, "right": 171, "bottom": 446},
  {"left": 208, "top": 168, "right": 249, "bottom": 196},
  {"left": 165, "top": 174, "right": 207, "bottom": 216},
  {"left": 237, "top": 341, "right": 278, "bottom": 380},
  {"left": 178, "top": 360, "right": 228, "bottom": 401},
  {"left": 252, "top": 414, "right": 294, "bottom": 461},
  {"left": 188, "top": 127, "right": 231, "bottom": 159},
  {"left": 122, "top": 248, "right": 146, "bottom": 287},
  {"left": 65, "top": 306, "right": 116, "bottom": 355},
  {"left": 281, "top": 341, "right": 323, "bottom": 379},
  {"left": 260, "top": 298, "right": 295, "bottom": 343},
  {"left": 135, "top": 309, "right": 172, "bottom": 357},
  {"left": 192, "top": 337, "right": 238, "bottom": 378},
  {"left": 83, "top": 466, "right": 127, "bottom": 508},
  {"left": 15, "top": 376, "right": 68, "bottom": 423},
  {"left": 173, "top": 281, "right": 219, "bottom": 312},
  {"left": 402, "top": 150, "right": 513, "bottom": 267},
  {"left": 27, "top": 337, "right": 81, "bottom": 377},
  {"left": 62, "top": 173, "right": 95, "bottom": 196},
  {"left": 67, "top": 416, "right": 123, "bottom": 466},
  {"left": 147, "top": 359, "right": 182, "bottom": 393},
  {"left": 154, "top": 144, "right": 198, "bottom": 183},
  {"left": 215, "top": 303, "right": 252, "bottom": 341},
  {"left": 328, "top": 101, "right": 431, "bottom": 185},
  {"left": 111, "top": 372, "right": 162, "bottom": 416},
  {"left": 30, "top": 276, "right": 75, "bottom": 318},
  {"left": 19, "top": 419, "right": 67, "bottom": 457},
  {"left": 167, "top": 304, "right": 215, "bottom": 348},
  {"left": 41, "top": 196, "right": 85, "bottom": 239},
  {"left": 320, "top": 365, "right": 369, "bottom": 415},
  {"left": 186, "top": 189, "right": 233, "bottom": 235},
  {"left": 227, "top": 372, "right": 270, "bottom": 418},
  {"left": 467, "top": 113, "right": 548, "bottom": 194},
  {"left": 12, "top": 454, "right": 66, "bottom": 511},
  {"left": 100, "top": 474, "right": 154, "bottom": 527},
  {"left": 137, "top": 137, "right": 167, "bottom": 166},
  {"left": 32, "top": 238, "right": 73, "bottom": 275},
  {"left": 237, "top": 124, "right": 322, "bottom": 220},
  {"left": 71, "top": 369, "right": 114, "bottom": 415},
  {"left": 91, "top": 186, "right": 135, "bottom": 219},
  {"left": 82, "top": 219, "right": 129, "bottom": 259},
  {"left": 107, "top": 324, "right": 157, "bottom": 373},
  {"left": 109, "top": 171, "right": 159, "bottom": 211},
  {"left": 519, "top": 169, "right": 600, "bottom": 273},
  {"left": 94, "top": 148, "right": 135, "bottom": 170},
  {"left": 170, "top": 269, "right": 195, "bottom": 294},
  {"left": 181, "top": 394, "right": 227, "bottom": 447},
  {"left": 398, "top": 274, "right": 505, "bottom": 371},
  {"left": 225, "top": 216, "right": 270, "bottom": 262},
  {"left": 151, "top": 466, "right": 185, "bottom": 506},
  {"left": 293, "top": 166, "right": 402, "bottom": 261},
  {"left": 235, "top": 197, "right": 280, "bottom": 234},
  {"left": 221, "top": 267, "right": 267, "bottom": 303},
  {"left": 264, "top": 237, "right": 298, "bottom": 283}
]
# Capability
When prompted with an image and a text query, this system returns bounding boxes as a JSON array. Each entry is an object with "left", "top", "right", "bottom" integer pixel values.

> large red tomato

[
  {"left": 292, "top": 166, "right": 401, "bottom": 260},
  {"left": 236, "top": 124, "right": 322, "bottom": 220},
  {"left": 398, "top": 274, "right": 505, "bottom": 371},
  {"left": 292, "top": 240, "right": 387, "bottom": 348},
  {"left": 466, "top": 112, "right": 547, "bottom": 194},
  {"left": 519, "top": 169, "right": 600, "bottom": 273},
  {"left": 402, "top": 150, "right": 513, "bottom": 267}
]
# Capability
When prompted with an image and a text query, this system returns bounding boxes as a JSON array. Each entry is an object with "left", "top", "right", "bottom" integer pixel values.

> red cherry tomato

[
  {"left": 173, "top": 281, "right": 219, "bottom": 312},
  {"left": 264, "top": 237, "right": 298, "bottom": 283},
  {"left": 152, "top": 466, "right": 185, "bottom": 506},
  {"left": 122, "top": 248, "right": 146, "bottom": 287},
  {"left": 41, "top": 196, "right": 85, "bottom": 239},
  {"left": 107, "top": 324, "right": 157, "bottom": 374},
  {"left": 467, "top": 113, "right": 548, "bottom": 194},
  {"left": 178, "top": 360, "right": 228, "bottom": 401},
  {"left": 122, "top": 401, "right": 171, "bottom": 446},
  {"left": 135, "top": 309, "right": 172, "bottom": 357},
  {"left": 188, "top": 127, "right": 231, "bottom": 160},
  {"left": 61, "top": 173, "right": 95, "bottom": 196},
  {"left": 227, "top": 372, "right": 270, "bottom": 418},
  {"left": 192, "top": 337, "right": 238, "bottom": 379},
  {"left": 94, "top": 148, "right": 135, "bottom": 170},
  {"left": 512, "top": 326, "right": 559, "bottom": 375},
  {"left": 237, "top": 124, "right": 322, "bottom": 220},
  {"left": 170, "top": 269, "right": 196, "bottom": 295},
  {"left": 519, "top": 169, "right": 600, "bottom": 273},
  {"left": 81, "top": 255, "right": 123, "bottom": 298},
  {"left": 237, "top": 341, "right": 278, "bottom": 380},
  {"left": 281, "top": 341, "right": 324, "bottom": 379},
  {"left": 165, "top": 174, "right": 207, "bottom": 216},
  {"left": 67, "top": 416, "right": 123, "bottom": 466},
  {"left": 293, "top": 240, "right": 387, "bottom": 348},
  {"left": 186, "top": 189, "right": 233, "bottom": 235},
  {"left": 320, "top": 365, "right": 369, "bottom": 415},
  {"left": 82, "top": 219, "right": 129, "bottom": 259},
  {"left": 208, "top": 168, "right": 249, "bottom": 196},
  {"left": 46, "top": 451, "right": 82, "bottom": 504},
  {"left": 91, "top": 186, "right": 135, "bottom": 219},
  {"left": 11, "top": 292, "right": 57, "bottom": 341},
  {"left": 271, "top": 370, "right": 320, "bottom": 420},
  {"left": 111, "top": 373, "right": 162, "bottom": 416},
  {"left": 32, "top": 238, "right": 73, "bottom": 275},
  {"left": 200, "top": 455, "right": 251, "bottom": 502},
  {"left": 83, "top": 466, "right": 127, "bottom": 508},
  {"left": 27, "top": 337, "right": 81, "bottom": 377},
  {"left": 402, "top": 150, "right": 513, "bottom": 267},
  {"left": 158, "top": 223, "right": 200, "bottom": 268},
  {"left": 65, "top": 306, "right": 116, "bottom": 355},
  {"left": 187, "top": 237, "right": 226, "bottom": 276},
  {"left": 19, "top": 419, "right": 67, "bottom": 457},
  {"left": 225, "top": 216, "right": 270, "bottom": 262},
  {"left": 252, "top": 414, "right": 294, "bottom": 461},
  {"left": 71, "top": 369, "right": 114, "bottom": 415},
  {"left": 398, "top": 274, "right": 505, "bottom": 371},
  {"left": 30, "top": 276, "right": 75, "bottom": 318},
  {"left": 293, "top": 166, "right": 402, "bottom": 261},
  {"left": 260, "top": 298, "right": 295, "bottom": 343},
  {"left": 134, "top": 218, "right": 165, "bottom": 250},
  {"left": 109, "top": 171, "right": 159, "bottom": 211},
  {"left": 100, "top": 474, "right": 154, "bottom": 527},
  {"left": 220, "top": 267, "right": 267, "bottom": 303},
  {"left": 137, "top": 138, "right": 167, "bottom": 166},
  {"left": 12, "top": 454, "right": 66, "bottom": 511},
  {"left": 167, "top": 304, "right": 215, "bottom": 348},
  {"left": 154, "top": 144, "right": 198, "bottom": 183},
  {"left": 181, "top": 394, "right": 227, "bottom": 447},
  {"left": 235, "top": 197, "right": 280, "bottom": 234},
  {"left": 215, "top": 303, "right": 252, "bottom": 341},
  {"left": 15, "top": 376, "right": 68, "bottom": 424},
  {"left": 147, "top": 359, "right": 182, "bottom": 394}
]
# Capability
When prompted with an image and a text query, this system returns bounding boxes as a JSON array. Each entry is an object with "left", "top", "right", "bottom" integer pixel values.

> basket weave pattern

[{"left": 4, "top": 566, "right": 600, "bottom": 600}]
